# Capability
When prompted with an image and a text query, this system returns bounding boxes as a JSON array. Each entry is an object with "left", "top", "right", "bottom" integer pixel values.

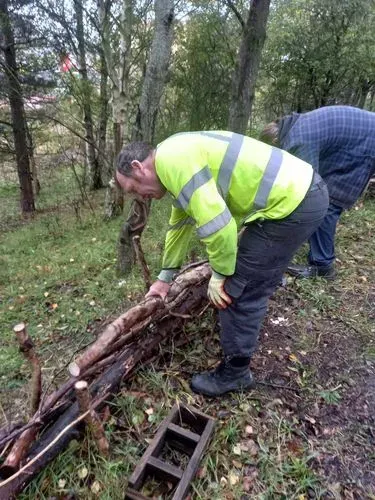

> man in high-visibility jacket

[{"left": 116, "top": 131, "right": 329, "bottom": 397}]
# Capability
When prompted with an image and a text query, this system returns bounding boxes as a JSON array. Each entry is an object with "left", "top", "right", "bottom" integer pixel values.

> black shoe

[
  {"left": 286, "top": 264, "right": 336, "bottom": 280},
  {"left": 190, "top": 358, "right": 255, "bottom": 397}
]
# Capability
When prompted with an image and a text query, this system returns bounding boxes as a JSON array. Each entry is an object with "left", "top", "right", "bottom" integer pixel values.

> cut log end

[
  {"left": 69, "top": 363, "right": 81, "bottom": 377},
  {"left": 74, "top": 380, "right": 88, "bottom": 391},
  {"left": 13, "top": 322, "right": 26, "bottom": 334}
]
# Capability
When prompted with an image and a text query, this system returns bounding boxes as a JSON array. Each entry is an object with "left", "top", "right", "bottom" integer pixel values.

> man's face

[{"left": 116, "top": 153, "right": 166, "bottom": 200}]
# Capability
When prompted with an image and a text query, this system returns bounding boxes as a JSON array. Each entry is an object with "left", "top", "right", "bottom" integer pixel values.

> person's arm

[
  {"left": 187, "top": 176, "right": 238, "bottom": 276},
  {"left": 160, "top": 205, "right": 195, "bottom": 273},
  {"left": 145, "top": 205, "right": 194, "bottom": 299}
]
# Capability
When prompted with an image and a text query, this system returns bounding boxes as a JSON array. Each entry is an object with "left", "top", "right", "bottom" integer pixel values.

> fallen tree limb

[
  {"left": 13, "top": 323, "right": 41, "bottom": 415},
  {"left": 0, "top": 263, "right": 211, "bottom": 498},
  {"left": 68, "top": 264, "right": 211, "bottom": 377},
  {"left": 75, "top": 381, "right": 109, "bottom": 456},
  {"left": 0, "top": 324, "right": 42, "bottom": 475}
]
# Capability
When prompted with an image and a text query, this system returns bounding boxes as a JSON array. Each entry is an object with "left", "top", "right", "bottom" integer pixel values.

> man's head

[
  {"left": 116, "top": 141, "right": 166, "bottom": 200},
  {"left": 258, "top": 120, "right": 280, "bottom": 146}
]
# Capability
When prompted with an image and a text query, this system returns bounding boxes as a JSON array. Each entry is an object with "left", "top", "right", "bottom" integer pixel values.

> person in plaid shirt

[{"left": 260, "top": 105, "right": 375, "bottom": 279}]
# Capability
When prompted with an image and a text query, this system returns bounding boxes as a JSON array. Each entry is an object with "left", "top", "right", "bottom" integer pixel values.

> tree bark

[
  {"left": 132, "top": 0, "right": 175, "bottom": 143},
  {"left": 0, "top": 0, "right": 35, "bottom": 214},
  {"left": 120, "top": 0, "right": 175, "bottom": 274},
  {"left": 69, "top": 263, "right": 210, "bottom": 376},
  {"left": 75, "top": 381, "right": 109, "bottom": 456},
  {"left": 228, "top": 0, "right": 271, "bottom": 134},
  {"left": 103, "top": 0, "right": 134, "bottom": 218},
  {"left": 26, "top": 125, "right": 40, "bottom": 196},
  {"left": 97, "top": 0, "right": 111, "bottom": 183},
  {"left": 74, "top": 0, "right": 103, "bottom": 190}
]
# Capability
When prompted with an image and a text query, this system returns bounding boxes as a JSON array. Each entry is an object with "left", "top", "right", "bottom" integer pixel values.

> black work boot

[
  {"left": 190, "top": 357, "right": 255, "bottom": 397},
  {"left": 286, "top": 264, "right": 336, "bottom": 280}
]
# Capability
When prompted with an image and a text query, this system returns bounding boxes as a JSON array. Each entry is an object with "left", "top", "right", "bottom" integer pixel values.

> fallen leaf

[
  {"left": 232, "top": 459, "right": 242, "bottom": 469},
  {"left": 232, "top": 444, "right": 242, "bottom": 456},
  {"left": 78, "top": 466, "right": 88, "bottom": 479},
  {"left": 229, "top": 471, "right": 240, "bottom": 486},
  {"left": 287, "top": 439, "right": 304, "bottom": 456},
  {"left": 220, "top": 476, "right": 227, "bottom": 486},
  {"left": 91, "top": 480, "right": 101, "bottom": 494},
  {"left": 242, "top": 439, "right": 258, "bottom": 457}
]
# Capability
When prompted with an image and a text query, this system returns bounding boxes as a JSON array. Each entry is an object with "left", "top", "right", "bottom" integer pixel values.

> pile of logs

[{"left": 0, "top": 261, "right": 211, "bottom": 499}]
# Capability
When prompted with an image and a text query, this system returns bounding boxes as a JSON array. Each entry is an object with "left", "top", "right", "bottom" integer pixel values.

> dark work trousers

[
  {"left": 308, "top": 203, "right": 343, "bottom": 267},
  {"left": 219, "top": 176, "right": 329, "bottom": 358}
]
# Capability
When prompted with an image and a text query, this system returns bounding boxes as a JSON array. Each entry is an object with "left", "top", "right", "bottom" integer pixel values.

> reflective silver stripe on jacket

[
  {"left": 176, "top": 165, "right": 212, "bottom": 210},
  {"left": 200, "top": 132, "right": 244, "bottom": 198},
  {"left": 197, "top": 206, "right": 232, "bottom": 238},
  {"left": 252, "top": 147, "right": 283, "bottom": 210},
  {"left": 217, "top": 133, "right": 244, "bottom": 198}
]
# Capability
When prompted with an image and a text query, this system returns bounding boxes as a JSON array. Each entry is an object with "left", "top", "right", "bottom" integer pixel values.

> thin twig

[
  {"left": 132, "top": 235, "right": 152, "bottom": 290},
  {"left": 169, "top": 311, "right": 192, "bottom": 319}
]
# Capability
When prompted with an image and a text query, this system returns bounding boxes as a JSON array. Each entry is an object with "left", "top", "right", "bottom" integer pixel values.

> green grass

[
  {"left": 0, "top": 168, "right": 204, "bottom": 413},
  {"left": 1, "top": 169, "right": 375, "bottom": 499}
]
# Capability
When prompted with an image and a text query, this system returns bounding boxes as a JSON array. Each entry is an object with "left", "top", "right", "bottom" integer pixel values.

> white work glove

[{"left": 207, "top": 271, "right": 232, "bottom": 309}]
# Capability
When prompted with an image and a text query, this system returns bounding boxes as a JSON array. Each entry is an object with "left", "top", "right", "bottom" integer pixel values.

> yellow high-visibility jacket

[{"left": 155, "top": 131, "right": 313, "bottom": 276}]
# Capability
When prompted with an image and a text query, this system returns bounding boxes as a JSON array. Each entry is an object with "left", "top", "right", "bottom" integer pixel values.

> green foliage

[
  {"left": 258, "top": 0, "right": 375, "bottom": 118},
  {"left": 158, "top": 4, "right": 240, "bottom": 138}
]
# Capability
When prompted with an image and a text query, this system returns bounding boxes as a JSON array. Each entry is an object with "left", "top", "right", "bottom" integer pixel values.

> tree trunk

[
  {"left": 0, "top": 0, "right": 35, "bottom": 214},
  {"left": 26, "top": 125, "right": 40, "bottom": 196},
  {"left": 74, "top": 0, "right": 103, "bottom": 190},
  {"left": 103, "top": 0, "right": 134, "bottom": 217},
  {"left": 119, "top": 0, "right": 175, "bottom": 275},
  {"left": 97, "top": 0, "right": 111, "bottom": 183},
  {"left": 228, "top": 0, "right": 271, "bottom": 134},
  {"left": 132, "top": 0, "right": 175, "bottom": 143}
]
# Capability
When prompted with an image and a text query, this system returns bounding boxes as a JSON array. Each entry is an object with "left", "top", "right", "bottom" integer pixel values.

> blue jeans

[{"left": 308, "top": 203, "right": 343, "bottom": 267}]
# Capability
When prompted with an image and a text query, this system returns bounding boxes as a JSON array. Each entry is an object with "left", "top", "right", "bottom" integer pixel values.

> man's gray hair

[
  {"left": 259, "top": 121, "right": 280, "bottom": 146},
  {"left": 117, "top": 141, "right": 154, "bottom": 177}
]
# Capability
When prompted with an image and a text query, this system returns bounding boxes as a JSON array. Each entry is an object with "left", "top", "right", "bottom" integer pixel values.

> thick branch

[
  {"left": 68, "top": 264, "right": 211, "bottom": 377},
  {"left": 0, "top": 279, "right": 208, "bottom": 497},
  {"left": 75, "top": 381, "right": 109, "bottom": 456},
  {"left": 13, "top": 323, "right": 41, "bottom": 416},
  {"left": 224, "top": 0, "right": 245, "bottom": 29}
]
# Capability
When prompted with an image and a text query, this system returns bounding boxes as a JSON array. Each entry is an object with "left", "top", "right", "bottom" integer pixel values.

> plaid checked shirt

[{"left": 278, "top": 106, "right": 375, "bottom": 208}]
